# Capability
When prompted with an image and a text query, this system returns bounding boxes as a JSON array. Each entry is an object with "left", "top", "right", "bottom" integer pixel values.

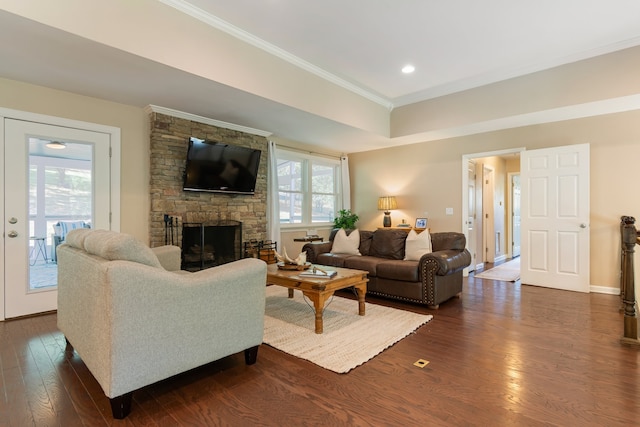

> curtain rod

[{"left": 272, "top": 142, "right": 344, "bottom": 160}]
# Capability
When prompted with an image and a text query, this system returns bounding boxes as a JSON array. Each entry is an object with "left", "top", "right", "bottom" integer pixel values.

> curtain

[
  {"left": 341, "top": 155, "right": 351, "bottom": 210},
  {"left": 267, "top": 141, "right": 281, "bottom": 244}
]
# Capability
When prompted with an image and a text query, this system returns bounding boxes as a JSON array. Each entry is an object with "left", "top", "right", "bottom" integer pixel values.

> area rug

[
  {"left": 263, "top": 286, "right": 433, "bottom": 373},
  {"left": 474, "top": 257, "right": 520, "bottom": 282}
]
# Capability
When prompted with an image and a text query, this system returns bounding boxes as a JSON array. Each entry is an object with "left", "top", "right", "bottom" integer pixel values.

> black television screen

[{"left": 183, "top": 137, "right": 261, "bottom": 195}]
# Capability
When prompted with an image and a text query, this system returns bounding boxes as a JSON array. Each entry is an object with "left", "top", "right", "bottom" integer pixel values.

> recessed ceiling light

[
  {"left": 46, "top": 141, "right": 66, "bottom": 150},
  {"left": 402, "top": 64, "right": 415, "bottom": 74}
]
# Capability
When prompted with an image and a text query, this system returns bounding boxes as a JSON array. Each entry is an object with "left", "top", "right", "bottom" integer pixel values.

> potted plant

[{"left": 334, "top": 209, "right": 359, "bottom": 229}]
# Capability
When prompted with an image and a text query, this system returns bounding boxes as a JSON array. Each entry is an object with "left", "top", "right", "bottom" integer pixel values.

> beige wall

[
  {"left": 350, "top": 109, "right": 640, "bottom": 289},
  {"left": 0, "top": 78, "right": 150, "bottom": 242},
  {"left": 3, "top": 79, "right": 639, "bottom": 291},
  {"left": 392, "top": 45, "right": 640, "bottom": 139}
]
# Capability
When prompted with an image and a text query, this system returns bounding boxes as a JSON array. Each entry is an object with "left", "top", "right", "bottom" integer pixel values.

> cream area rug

[
  {"left": 263, "top": 286, "right": 433, "bottom": 373},
  {"left": 474, "top": 257, "right": 520, "bottom": 282}
]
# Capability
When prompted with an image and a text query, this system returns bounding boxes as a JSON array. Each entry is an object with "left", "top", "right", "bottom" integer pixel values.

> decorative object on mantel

[
  {"left": 334, "top": 209, "right": 359, "bottom": 230},
  {"left": 377, "top": 196, "right": 398, "bottom": 227}
]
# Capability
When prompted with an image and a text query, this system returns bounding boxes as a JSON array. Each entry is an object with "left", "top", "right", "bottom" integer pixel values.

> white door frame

[
  {"left": 507, "top": 172, "right": 521, "bottom": 258},
  {"left": 482, "top": 165, "right": 496, "bottom": 263},
  {"left": 0, "top": 108, "right": 121, "bottom": 321},
  {"left": 462, "top": 148, "right": 524, "bottom": 274}
]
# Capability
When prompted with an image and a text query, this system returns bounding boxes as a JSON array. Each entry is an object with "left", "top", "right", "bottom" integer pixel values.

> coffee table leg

[
  {"left": 305, "top": 291, "right": 331, "bottom": 334},
  {"left": 355, "top": 283, "right": 366, "bottom": 316},
  {"left": 288, "top": 288, "right": 294, "bottom": 298}
]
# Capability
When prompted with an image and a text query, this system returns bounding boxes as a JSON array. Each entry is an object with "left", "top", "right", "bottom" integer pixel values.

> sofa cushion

[
  {"left": 377, "top": 260, "right": 420, "bottom": 282},
  {"left": 83, "top": 230, "right": 162, "bottom": 268},
  {"left": 431, "top": 232, "right": 466, "bottom": 252},
  {"left": 343, "top": 256, "right": 382, "bottom": 277},
  {"left": 317, "top": 253, "right": 352, "bottom": 267},
  {"left": 331, "top": 228, "right": 361, "bottom": 255},
  {"left": 369, "top": 229, "right": 406, "bottom": 260},
  {"left": 358, "top": 230, "right": 374, "bottom": 256},
  {"left": 404, "top": 229, "right": 432, "bottom": 261}
]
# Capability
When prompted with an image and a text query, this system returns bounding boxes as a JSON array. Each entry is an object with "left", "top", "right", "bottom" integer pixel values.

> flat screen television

[{"left": 183, "top": 137, "right": 261, "bottom": 195}]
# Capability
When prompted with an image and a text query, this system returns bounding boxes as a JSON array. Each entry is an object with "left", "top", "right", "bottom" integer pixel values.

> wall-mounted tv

[{"left": 183, "top": 137, "right": 261, "bottom": 195}]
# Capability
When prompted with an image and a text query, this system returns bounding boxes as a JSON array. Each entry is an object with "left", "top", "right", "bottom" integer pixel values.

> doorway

[
  {"left": 462, "top": 148, "right": 523, "bottom": 275},
  {"left": 1, "top": 110, "right": 121, "bottom": 320}
]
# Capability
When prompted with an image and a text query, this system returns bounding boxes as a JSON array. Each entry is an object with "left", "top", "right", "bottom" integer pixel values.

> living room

[{"left": 1, "top": 1, "right": 640, "bottom": 425}]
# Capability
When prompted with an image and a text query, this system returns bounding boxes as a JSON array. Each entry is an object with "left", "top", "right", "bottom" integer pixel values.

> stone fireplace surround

[{"left": 149, "top": 112, "right": 268, "bottom": 250}]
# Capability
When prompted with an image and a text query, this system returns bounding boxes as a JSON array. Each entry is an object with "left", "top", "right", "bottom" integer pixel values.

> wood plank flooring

[{"left": 1, "top": 271, "right": 639, "bottom": 426}]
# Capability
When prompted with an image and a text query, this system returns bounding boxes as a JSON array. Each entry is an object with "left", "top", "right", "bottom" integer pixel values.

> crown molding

[
  {"left": 157, "top": 0, "right": 394, "bottom": 111},
  {"left": 145, "top": 105, "right": 272, "bottom": 137}
]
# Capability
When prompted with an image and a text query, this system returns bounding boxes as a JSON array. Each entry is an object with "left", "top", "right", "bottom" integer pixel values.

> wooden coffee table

[{"left": 266, "top": 264, "right": 369, "bottom": 334}]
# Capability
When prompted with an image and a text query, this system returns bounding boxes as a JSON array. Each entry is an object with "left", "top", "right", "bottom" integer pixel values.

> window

[{"left": 277, "top": 151, "right": 341, "bottom": 227}]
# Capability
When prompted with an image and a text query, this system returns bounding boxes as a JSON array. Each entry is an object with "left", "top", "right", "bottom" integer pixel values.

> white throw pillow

[
  {"left": 404, "top": 229, "right": 432, "bottom": 261},
  {"left": 331, "top": 229, "right": 361, "bottom": 255}
]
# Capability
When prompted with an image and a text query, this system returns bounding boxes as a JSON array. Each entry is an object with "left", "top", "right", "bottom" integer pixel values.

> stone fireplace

[{"left": 148, "top": 111, "right": 268, "bottom": 254}]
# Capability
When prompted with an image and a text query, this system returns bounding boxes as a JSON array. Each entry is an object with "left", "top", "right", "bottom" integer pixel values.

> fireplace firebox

[{"left": 181, "top": 221, "right": 242, "bottom": 271}]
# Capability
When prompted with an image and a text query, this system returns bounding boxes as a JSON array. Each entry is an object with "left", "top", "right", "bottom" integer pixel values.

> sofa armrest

[
  {"left": 420, "top": 249, "right": 471, "bottom": 276},
  {"left": 151, "top": 245, "right": 181, "bottom": 271},
  {"left": 302, "top": 241, "right": 333, "bottom": 263}
]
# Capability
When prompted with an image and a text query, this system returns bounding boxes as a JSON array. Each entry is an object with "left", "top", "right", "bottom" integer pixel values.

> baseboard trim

[{"left": 590, "top": 285, "right": 619, "bottom": 295}]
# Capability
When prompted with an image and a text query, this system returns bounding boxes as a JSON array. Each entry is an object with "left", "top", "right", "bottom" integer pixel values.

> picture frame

[{"left": 415, "top": 218, "right": 427, "bottom": 229}]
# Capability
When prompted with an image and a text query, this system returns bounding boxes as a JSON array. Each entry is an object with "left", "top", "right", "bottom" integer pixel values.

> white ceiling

[
  {"left": 182, "top": 0, "right": 640, "bottom": 105},
  {"left": 2, "top": 1, "right": 640, "bottom": 152}
]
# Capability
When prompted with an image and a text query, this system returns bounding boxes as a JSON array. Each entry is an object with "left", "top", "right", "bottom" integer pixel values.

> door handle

[
  {"left": 579, "top": 223, "right": 587, "bottom": 229},
  {"left": 8, "top": 217, "right": 17, "bottom": 224},
  {"left": 7, "top": 230, "right": 18, "bottom": 238}
]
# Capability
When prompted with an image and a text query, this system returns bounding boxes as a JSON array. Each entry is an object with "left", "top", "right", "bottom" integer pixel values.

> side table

[{"left": 30, "top": 236, "right": 49, "bottom": 265}]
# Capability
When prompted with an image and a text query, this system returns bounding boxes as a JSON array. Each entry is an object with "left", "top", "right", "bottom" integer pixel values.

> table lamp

[{"left": 377, "top": 196, "right": 397, "bottom": 227}]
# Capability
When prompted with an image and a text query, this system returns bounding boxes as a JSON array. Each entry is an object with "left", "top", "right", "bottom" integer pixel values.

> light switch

[{"left": 446, "top": 207, "right": 454, "bottom": 215}]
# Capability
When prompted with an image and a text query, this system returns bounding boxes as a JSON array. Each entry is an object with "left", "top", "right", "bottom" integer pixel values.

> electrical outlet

[{"left": 446, "top": 207, "right": 454, "bottom": 215}]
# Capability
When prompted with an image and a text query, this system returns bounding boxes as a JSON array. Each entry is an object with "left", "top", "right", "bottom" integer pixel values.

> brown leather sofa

[{"left": 303, "top": 228, "right": 471, "bottom": 308}]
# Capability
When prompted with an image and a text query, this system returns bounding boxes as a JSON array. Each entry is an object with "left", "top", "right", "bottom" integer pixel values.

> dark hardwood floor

[{"left": 2, "top": 270, "right": 639, "bottom": 426}]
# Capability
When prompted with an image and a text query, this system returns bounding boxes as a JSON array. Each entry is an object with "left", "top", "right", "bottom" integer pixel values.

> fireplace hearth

[{"left": 181, "top": 221, "right": 242, "bottom": 271}]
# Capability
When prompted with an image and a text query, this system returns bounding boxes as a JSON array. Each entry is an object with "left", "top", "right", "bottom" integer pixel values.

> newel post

[{"left": 620, "top": 216, "right": 640, "bottom": 346}]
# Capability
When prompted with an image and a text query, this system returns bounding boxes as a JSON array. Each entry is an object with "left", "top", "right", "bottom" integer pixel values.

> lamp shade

[{"left": 377, "top": 196, "right": 397, "bottom": 212}]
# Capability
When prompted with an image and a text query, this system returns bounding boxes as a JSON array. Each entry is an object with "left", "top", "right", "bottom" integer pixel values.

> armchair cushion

[{"left": 69, "top": 229, "right": 162, "bottom": 268}]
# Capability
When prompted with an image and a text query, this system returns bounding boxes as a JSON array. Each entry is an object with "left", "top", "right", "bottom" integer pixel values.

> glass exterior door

[{"left": 4, "top": 118, "right": 110, "bottom": 318}]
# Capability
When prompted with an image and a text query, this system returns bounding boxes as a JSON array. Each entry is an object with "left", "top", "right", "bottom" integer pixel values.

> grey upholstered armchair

[{"left": 57, "top": 229, "right": 267, "bottom": 419}]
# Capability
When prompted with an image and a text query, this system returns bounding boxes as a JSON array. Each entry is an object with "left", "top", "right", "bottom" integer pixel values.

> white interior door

[
  {"left": 4, "top": 119, "right": 111, "bottom": 318},
  {"left": 482, "top": 166, "right": 495, "bottom": 263},
  {"left": 467, "top": 160, "right": 477, "bottom": 272},
  {"left": 520, "top": 144, "right": 590, "bottom": 292}
]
